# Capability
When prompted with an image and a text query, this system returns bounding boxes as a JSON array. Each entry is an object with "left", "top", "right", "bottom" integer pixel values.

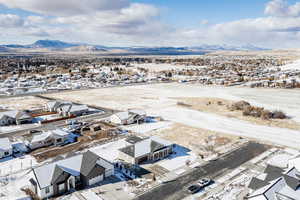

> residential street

[{"left": 134, "top": 141, "right": 269, "bottom": 200}]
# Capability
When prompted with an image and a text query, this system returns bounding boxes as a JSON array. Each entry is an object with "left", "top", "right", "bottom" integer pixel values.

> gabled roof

[
  {"left": 114, "top": 112, "right": 130, "bottom": 121},
  {"left": 248, "top": 177, "right": 270, "bottom": 191},
  {"left": 119, "top": 136, "right": 173, "bottom": 158},
  {"left": 80, "top": 150, "right": 100, "bottom": 177},
  {"left": 283, "top": 174, "right": 300, "bottom": 190}
]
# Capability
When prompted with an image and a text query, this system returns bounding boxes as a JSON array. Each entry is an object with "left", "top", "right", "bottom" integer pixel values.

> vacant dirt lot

[
  {"left": 175, "top": 97, "right": 300, "bottom": 130},
  {"left": 149, "top": 123, "right": 239, "bottom": 155},
  {"left": 0, "top": 96, "right": 48, "bottom": 110}
]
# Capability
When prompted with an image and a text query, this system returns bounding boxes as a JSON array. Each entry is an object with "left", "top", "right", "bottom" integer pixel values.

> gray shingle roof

[
  {"left": 248, "top": 177, "right": 270, "bottom": 190},
  {"left": 283, "top": 174, "right": 300, "bottom": 190}
]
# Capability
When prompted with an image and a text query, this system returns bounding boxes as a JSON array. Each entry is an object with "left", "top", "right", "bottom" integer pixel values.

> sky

[{"left": 0, "top": 0, "right": 300, "bottom": 48}]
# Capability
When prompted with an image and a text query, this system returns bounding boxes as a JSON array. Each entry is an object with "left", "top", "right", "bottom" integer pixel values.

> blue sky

[{"left": 0, "top": 0, "right": 300, "bottom": 48}]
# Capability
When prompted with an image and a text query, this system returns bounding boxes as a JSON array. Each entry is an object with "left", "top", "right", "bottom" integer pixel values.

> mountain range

[{"left": 0, "top": 40, "right": 270, "bottom": 55}]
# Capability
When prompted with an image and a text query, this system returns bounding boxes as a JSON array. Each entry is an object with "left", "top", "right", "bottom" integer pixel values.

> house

[
  {"left": 46, "top": 101, "right": 89, "bottom": 117},
  {"left": 63, "top": 104, "right": 89, "bottom": 117},
  {"left": 246, "top": 165, "right": 300, "bottom": 200},
  {"left": 0, "top": 110, "right": 32, "bottom": 126},
  {"left": 0, "top": 138, "right": 12, "bottom": 159},
  {"left": 110, "top": 109, "right": 146, "bottom": 125},
  {"left": 29, "top": 151, "right": 114, "bottom": 199},
  {"left": 29, "top": 129, "right": 70, "bottom": 150},
  {"left": 46, "top": 101, "right": 72, "bottom": 112},
  {"left": 118, "top": 136, "right": 173, "bottom": 164}
]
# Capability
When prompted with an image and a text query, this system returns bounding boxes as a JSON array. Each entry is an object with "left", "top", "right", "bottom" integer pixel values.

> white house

[
  {"left": 0, "top": 138, "right": 13, "bottom": 159},
  {"left": 118, "top": 136, "right": 174, "bottom": 164},
  {"left": 0, "top": 110, "right": 32, "bottom": 126},
  {"left": 29, "top": 129, "right": 70, "bottom": 150},
  {"left": 29, "top": 151, "right": 114, "bottom": 199},
  {"left": 110, "top": 109, "right": 146, "bottom": 125}
]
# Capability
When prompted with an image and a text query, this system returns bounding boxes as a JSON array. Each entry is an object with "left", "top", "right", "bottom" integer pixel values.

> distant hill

[
  {"left": 0, "top": 46, "right": 10, "bottom": 52},
  {"left": 30, "top": 40, "right": 77, "bottom": 48},
  {"left": 0, "top": 40, "right": 270, "bottom": 55}
]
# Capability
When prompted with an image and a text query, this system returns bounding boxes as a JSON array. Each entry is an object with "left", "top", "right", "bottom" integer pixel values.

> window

[
  {"left": 56, "top": 138, "right": 62, "bottom": 143},
  {"left": 4, "top": 151, "right": 9, "bottom": 156},
  {"left": 45, "top": 186, "right": 50, "bottom": 194}
]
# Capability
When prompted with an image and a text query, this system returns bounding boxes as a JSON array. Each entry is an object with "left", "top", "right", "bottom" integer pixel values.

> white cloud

[
  {"left": 265, "top": 0, "right": 300, "bottom": 17},
  {"left": 0, "top": 14, "right": 23, "bottom": 27},
  {"left": 0, "top": 0, "right": 130, "bottom": 16}
]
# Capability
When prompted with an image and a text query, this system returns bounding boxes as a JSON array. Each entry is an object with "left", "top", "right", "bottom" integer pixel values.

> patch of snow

[
  {"left": 151, "top": 107, "right": 300, "bottom": 149},
  {"left": 158, "top": 145, "right": 197, "bottom": 171},
  {"left": 121, "top": 121, "right": 173, "bottom": 134}
]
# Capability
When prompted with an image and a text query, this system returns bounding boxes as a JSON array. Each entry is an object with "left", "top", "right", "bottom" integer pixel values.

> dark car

[{"left": 187, "top": 184, "right": 201, "bottom": 194}]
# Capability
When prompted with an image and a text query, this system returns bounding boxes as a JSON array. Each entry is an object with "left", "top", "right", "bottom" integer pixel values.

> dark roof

[
  {"left": 86, "top": 164, "right": 105, "bottom": 179},
  {"left": 248, "top": 177, "right": 270, "bottom": 190},
  {"left": 80, "top": 151, "right": 100, "bottom": 177},
  {"left": 29, "top": 178, "right": 37, "bottom": 186},
  {"left": 264, "top": 165, "right": 284, "bottom": 174},
  {"left": 264, "top": 165, "right": 285, "bottom": 182},
  {"left": 51, "top": 165, "right": 70, "bottom": 184},
  {"left": 283, "top": 174, "right": 300, "bottom": 190},
  {"left": 119, "top": 145, "right": 135, "bottom": 157},
  {"left": 150, "top": 140, "right": 165, "bottom": 152},
  {"left": 125, "top": 136, "right": 144, "bottom": 144}
]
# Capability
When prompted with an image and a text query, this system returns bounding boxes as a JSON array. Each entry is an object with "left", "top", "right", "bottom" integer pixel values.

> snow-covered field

[
  {"left": 280, "top": 59, "right": 300, "bottom": 70},
  {"left": 0, "top": 123, "right": 40, "bottom": 134},
  {"left": 132, "top": 63, "right": 206, "bottom": 72},
  {"left": 46, "top": 83, "right": 300, "bottom": 149},
  {"left": 0, "top": 155, "right": 37, "bottom": 176},
  {"left": 151, "top": 107, "right": 300, "bottom": 149},
  {"left": 121, "top": 121, "right": 173, "bottom": 135},
  {"left": 0, "top": 170, "right": 33, "bottom": 200}
]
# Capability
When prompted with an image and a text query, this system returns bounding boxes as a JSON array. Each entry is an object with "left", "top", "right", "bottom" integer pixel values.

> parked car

[
  {"left": 198, "top": 178, "right": 212, "bottom": 188},
  {"left": 187, "top": 184, "right": 201, "bottom": 194}
]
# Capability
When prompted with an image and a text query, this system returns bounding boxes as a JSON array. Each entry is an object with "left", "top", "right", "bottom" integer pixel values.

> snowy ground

[
  {"left": 150, "top": 107, "right": 300, "bottom": 149},
  {"left": 46, "top": 83, "right": 300, "bottom": 149},
  {"left": 0, "top": 155, "right": 37, "bottom": 176},
  {"left": 279, "top": 59, "right": 300, "bottom": 70},
  {"left": 0, "top": 169, "right": 33, "bottom": 200},
  {"left": 0, "top": 123, "right": 40, "bottom": 134},
  {"left": 45, "top": 83, "right": 300, "bottom": 122},
  {"left": 132, "top": 63, "right": 207, "bottom": 72},
  {"left": 158, "top": 145, "right": 197, "bottom": 171},
  {"left": 121, "top": 121, "right": 173, "bottom": 135}
]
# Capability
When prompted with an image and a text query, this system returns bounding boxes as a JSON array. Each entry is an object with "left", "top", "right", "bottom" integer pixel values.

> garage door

[{"left": 88, "top": 175, "right": 103, "bottom": 186}]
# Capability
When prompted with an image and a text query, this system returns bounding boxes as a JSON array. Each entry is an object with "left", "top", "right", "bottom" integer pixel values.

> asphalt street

[{"left": 134, "top": 141, "right": 269, "bottom": 200}]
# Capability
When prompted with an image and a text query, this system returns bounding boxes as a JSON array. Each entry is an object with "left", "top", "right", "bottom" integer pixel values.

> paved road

[{"left": 134, "top": 141, "right": 269, "bottom": 200}]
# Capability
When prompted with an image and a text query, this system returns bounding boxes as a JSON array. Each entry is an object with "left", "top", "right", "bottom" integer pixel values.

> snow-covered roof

[
  {"left": 31, "top": 132, "right": 52, "bottom": 143},
  {"left": 52, "top": 129, "right": 69, "bottom": 137},
  {"left": 34, "top": 154, "right": 83, "bottom": 188},
  {"left": 0, "top": 138, "right": 12, "bottom": 151},
  {"left": 69, "top": 105, "right": 88, "bottom": 112},
  {"left": 128, "top": 109, "right": 146, "bottom": 116},
  {"left": 150, "top": 136, "right": 173, "bottom": 147},
  {"left": 114, "top": 111, "right": 130, "bottom": 120},
  {"left": 134, "top": 139, "right": 152, "bottom": 157},
  {"left": 0, "top": 110, "right": 18, "bottom": 119}
]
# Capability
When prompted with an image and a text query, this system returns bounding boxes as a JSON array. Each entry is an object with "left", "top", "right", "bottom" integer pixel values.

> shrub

[
  {"left": 230, "top": 100, "right": 251, "bottom": 111},
  {"left": 261, "top": 110, "right": 272, "bottom": 120},
  {"left": 272, "top": 110, "right": 287, "bottom": 119}
]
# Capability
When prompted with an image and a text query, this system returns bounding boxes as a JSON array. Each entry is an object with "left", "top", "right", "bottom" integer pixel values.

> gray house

[
  {"left": 118, "top": 136, "right": 174, "bottom": 165},
  {"left": 30, "top": 151, "right": 114, "bottom": 199}
]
